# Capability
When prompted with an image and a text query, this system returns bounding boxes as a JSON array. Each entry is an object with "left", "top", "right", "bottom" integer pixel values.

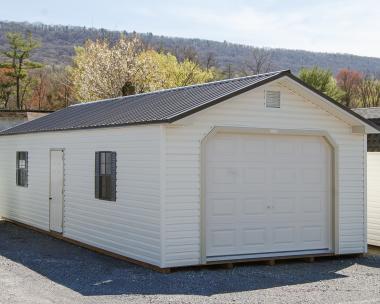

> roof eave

[{"left": 0, "top": 119, "right": 168, "bottom": 136}]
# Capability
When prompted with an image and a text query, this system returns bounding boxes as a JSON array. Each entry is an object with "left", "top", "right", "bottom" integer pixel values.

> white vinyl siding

[
  {"left": 0, "top": 126, "right": 162, "bottom": 266},
  {"left": 367, "top": 152, "right": 380, "bottom": 246},
  {"left": 163, "top": 80, "right": 366, "bottom": 267}
]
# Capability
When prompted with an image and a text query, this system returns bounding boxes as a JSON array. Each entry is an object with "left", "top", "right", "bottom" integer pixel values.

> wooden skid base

[
  {"left": 205, "top": 251, "right": 335, "bottom": 268},
  {"left": 2, "top": 218, "right": 360, "bottom": 273},
  {"left": 368, "top": 245, "right": 380, "bottom": 256}
]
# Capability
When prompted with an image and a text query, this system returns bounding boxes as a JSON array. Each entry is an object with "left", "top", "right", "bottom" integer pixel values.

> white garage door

[{"left": 205, "top": 132, "right": 332, "bottom": 261}]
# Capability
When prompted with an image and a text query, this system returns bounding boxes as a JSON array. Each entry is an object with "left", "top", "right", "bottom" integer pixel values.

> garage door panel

[
  {"left": 209, "top": 198, "right": 236, "bottom": 216},
  {"left": 241, "top": 197, "right": 267, "bottom": 215},
  {"left": 208, "top": 136, "right": 239, "bottom": 161},
  {"left": 242, "top": 137, "right": 267, "bottom": 157},
  {"left": 273, "top": 226, "right": 296, "bottom": 245},
  {"left": 302, "top": 196, "right": 323, "bottom": 213},
  {"left": 240, "top": 227, "right": 270, "bottom": 252},
  {"left": 301, "top": 195, "right": 330, "bottom": 216},
  {"left": 243, "top": 167, "right": 266, "bottom": 184},
  {"left": 208, "top": 227, "right": 237, "bottom": 249},
  {"left": 208, "top": 184, "right": 269, "bottom": 194},
  {"left": 302, "top": 168, "right": 324, "bottom": 184},
  {"left": 272, "top": 168, "right": 297, "bottom": 185},
  {"left": 301, "top": 140, "right": 328, "bottom": 159},
  {"left": 301, "top": 226, "right": 324, "bottom": 243},
  {"left": 206, "top": 197, "right": 237, "bottom": 225},
  {"left": 211, "top": 167, "right": 239, "bottom": 184},
  {"left": 272, "top": 197, "right": 296, "bottom": 214},
  {"left": 242, "top": 228, "right": 267, "bottom": 247},
  {"left": 205, "top": 133, "right": 332, "bottom": 259},
  {"left": 273, "top": 139, "right": 297, "bottom": 157},
  {"left": 207, "top": 195, "right": 269, "bottom": 223}
]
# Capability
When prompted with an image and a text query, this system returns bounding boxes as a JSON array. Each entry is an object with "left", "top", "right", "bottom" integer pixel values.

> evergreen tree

[{"left": 0, "top": 32, "right": 42, "bottom": 109}]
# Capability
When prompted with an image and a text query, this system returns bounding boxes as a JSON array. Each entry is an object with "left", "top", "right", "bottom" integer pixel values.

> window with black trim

[
  {"left": 16, "top": 151, "right": 28, "bottom": 187},
  {"left": 95, "top": 151, "right": 116, "bottom": 201}
]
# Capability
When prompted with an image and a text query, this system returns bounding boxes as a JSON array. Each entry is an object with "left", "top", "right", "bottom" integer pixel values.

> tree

[
  {"left": 204, "top": 52, "right": 217, "bottom": 72},
  {"left": 69, "top": 35, "right": 146, "bottom": 101},
  {"left": 242, "top": 48, "right": 273, "bottom": 75},
  {"left": 0, "top": 32, "right": 42, "bottom": 109},
  {"left": 222, "top": 64, "right": 235, "bottom": 79},
  {"left": 123, "top": 50, "right": 214, "bottom": 92},
  {"left": 69, "top": 36, "right": 215, "bottom": 101},
  {"left": 28, "top": 68, "right": 49, "bottom": 110},
  {"left": 52, "top": 67, "right": 73, "bottom": 108},
  {"left": 356, "top": 76, "right": 380, "bottom": 108},
  {"left": 0, "top": 67, "right": 14, "bottom": 109},
  {"left": 298, "top": 67, "right": 343, "bottom": 100},
  {"left": 27, "top": 66, "right": 73, "bottom": 110},
  {"left": 336, "top": 69, "right": 363, "bottom": 107},
  {"left": 175, "top": 58, "right": 214, "bottom": 86},
  {"left": 173, "top": 46, "right": 199, "bottom": 63}
]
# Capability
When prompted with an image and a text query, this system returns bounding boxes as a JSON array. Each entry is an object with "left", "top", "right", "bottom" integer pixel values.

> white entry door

[
  {"left": 205, "top": 132, "right": 332, "bottom": 261},
  {"left": 49, "top": 150, "right": 64, "bottom": 233}
]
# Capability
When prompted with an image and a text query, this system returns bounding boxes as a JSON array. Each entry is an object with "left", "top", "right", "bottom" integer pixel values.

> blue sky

[{"left": 1, "top": 0, "right": 379, "bottom": 57}]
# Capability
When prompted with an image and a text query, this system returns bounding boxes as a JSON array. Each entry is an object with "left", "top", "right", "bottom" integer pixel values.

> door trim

[
  {"left": 49, "top": 148, "right": 65, "bottom": 233},
  {"left": 200, "top": 126, "right": 338, "bottom": 264}
]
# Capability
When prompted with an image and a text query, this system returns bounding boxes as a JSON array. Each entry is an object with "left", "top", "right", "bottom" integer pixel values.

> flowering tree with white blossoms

[{"left": 69, "top": 36, "right": 215, "bottom": 102}]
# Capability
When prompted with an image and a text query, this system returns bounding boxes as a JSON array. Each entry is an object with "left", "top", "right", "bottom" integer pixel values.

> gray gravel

[{"left": 0, "top": 221, "right": 380, "bottom": 304}]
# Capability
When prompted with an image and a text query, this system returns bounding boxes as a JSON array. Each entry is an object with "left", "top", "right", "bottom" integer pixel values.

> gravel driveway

[{"left": 0, "top": 221, "right": 380, "bottom": 304}]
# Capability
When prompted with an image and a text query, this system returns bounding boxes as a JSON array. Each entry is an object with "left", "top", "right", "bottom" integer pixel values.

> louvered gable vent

[{"left": 265, "top": 90, "right": 281, "bottom": 108}]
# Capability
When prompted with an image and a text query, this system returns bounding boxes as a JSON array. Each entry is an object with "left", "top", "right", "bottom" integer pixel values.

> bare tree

[
  {"left": 223, "top": 64, "right": 234, "bottom": 79},
  {"left": 26, "top": 66, "right": 74, "bottom": 110},
  {"left": 30, "top": 69, "right": 48, "bottom": 109},
  {"left": 356, "top": 75, "right": 380, "bottom": 107},
  {"left": 173, "top": 46, "right": 199, "bottom": 63},
  {"left": 336, "top": 69, "right": 363, "bottom": 108},
  {"left": 204, "top": 52, "right": 217, "bottom": 71},
  {"left": 243, "top": 48, "right": 273, "bottom": 75}
]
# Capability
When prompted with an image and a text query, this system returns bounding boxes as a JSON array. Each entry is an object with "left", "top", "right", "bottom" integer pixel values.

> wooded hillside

[{"left": 1, "top": 21, "right": 380, "bottom": 75}]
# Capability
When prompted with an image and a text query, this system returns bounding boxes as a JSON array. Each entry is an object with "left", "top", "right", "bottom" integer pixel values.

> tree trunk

[{"left": 16, "top": 77, "right": 20, "bottom": 109}]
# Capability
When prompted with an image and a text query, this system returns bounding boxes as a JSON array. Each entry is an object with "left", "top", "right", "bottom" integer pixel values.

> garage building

[
  {"left": 0, "top": 70, "right": 378, "bottom": 269},
  {"left": 352, "top": 107, "right": 380, "bottom": 247}
]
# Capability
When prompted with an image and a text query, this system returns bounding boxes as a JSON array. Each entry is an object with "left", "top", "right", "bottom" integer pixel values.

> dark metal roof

[
  {"left": 352, "top": 107, "right": 380, "bottom": 125},
  {"left": 0, "top": 70, "right": 378, "bottom": 136},
  {"left": 352, "top": 107, "right": 380, "bottom": 151}
]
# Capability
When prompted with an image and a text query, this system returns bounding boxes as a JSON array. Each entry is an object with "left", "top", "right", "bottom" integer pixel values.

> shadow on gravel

[{"left": 1, "top": 221, "right": 379, "bottom": 296}]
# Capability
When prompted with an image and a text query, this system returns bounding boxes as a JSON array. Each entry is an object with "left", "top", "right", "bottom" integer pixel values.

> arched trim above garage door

[{"left": 200, "top": 126, "right": 339, "bottom": 264}]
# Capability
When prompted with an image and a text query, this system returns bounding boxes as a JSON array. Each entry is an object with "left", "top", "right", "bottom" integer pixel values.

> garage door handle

[{"left": 49, "top": 197, "right": 52, "bottom": 200}]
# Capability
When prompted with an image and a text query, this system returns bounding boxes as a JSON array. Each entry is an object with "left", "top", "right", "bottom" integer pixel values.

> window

[
  {"left": 16, "top": 151, "right": 28, "bottom": 187},
  {"left": 95, "top": 151, "right": 116, "bottom": 201},
  {"left": 265, "top": 90, "right": 281, "bottom": 108}
]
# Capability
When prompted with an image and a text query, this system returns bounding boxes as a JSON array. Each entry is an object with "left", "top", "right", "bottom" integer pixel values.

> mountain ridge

[{"left": 0, "top": 20, "right": 380, "bottom": 76}]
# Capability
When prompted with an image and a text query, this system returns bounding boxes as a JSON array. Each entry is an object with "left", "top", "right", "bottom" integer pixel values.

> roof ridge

[
  {"left": 70, "top": 96, "right": 123, "bottom": 107},
  {"left": 71, "top": 70, "right": 290, "bottom": 107}
]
